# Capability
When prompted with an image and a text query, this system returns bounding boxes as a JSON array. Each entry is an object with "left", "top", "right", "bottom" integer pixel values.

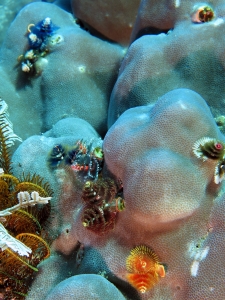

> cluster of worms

[
  {"left": 48, "top": 140, "right": 125, "bottom": 235},
  {"left": 126, "top": 245, "right": 166, "bottom": 293},
  {"left": 18, "top": 17, "right": 61, "bottom": 76},
  {"left": 192, "top": 137, "right": 225, "bottom": 184},
  {"left": 81, "top": 177, "right": 125, "bottom": 235},
  {"left": 48, "top": 139, "right": 104, "bottom": 182},
  {"left": 0, "top": 174, "right": 53, "bottom": 300}
]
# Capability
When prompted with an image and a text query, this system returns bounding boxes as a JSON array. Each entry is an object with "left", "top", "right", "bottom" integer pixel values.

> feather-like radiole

[
  {"left": 192, "top": 137, "right": 225, "bottom": 184},
  {"left": 126, "top": 245, "right": 166, "bottom": 293}
]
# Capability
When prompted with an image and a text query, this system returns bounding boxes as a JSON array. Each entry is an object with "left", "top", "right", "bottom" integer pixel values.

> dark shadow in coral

[
  {"left": 77, "top": 246, "right": 141, "bottom": 300},
  {"left": 134, "top": 26, "right": 172, "bottom": 42},
  {"left": 75, "top": 18, "right": 118, "bottom": 45},
  {"left": 53, "top": 0, "right": 72, "bottom": 12},
  {"left": 14, "top": 65, "right": 34, "bottom": 91}
]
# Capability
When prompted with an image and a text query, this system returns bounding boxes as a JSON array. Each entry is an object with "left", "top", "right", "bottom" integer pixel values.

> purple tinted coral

[
  {"left": 104, "top": 89, "right": 224, "bottom": 231},
  {"left": 11, "top": 89, "right": 225, "bottom": 300}
]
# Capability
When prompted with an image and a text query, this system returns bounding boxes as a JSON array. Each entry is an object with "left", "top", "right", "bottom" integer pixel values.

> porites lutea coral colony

[{"left": 1, "top": 0, "right": 225, "bottom": 299}]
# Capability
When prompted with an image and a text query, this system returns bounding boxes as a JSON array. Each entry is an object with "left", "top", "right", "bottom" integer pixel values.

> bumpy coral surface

[
  {"left": 45, "top": 274, "right": 126, "bottom": 300},
  {"left": 10, "top": 89, "right": 225, "bottom": 300},
  {"left": 105, "top": 89, "right": 222, "bottom": 231},
  {"left": 0, "top": 2, "right": 124, "bottom": 139},
  {"left": 108, "top": 0, "right": 225, "bottom": 127},
  {"left": 130, "top": 0, "right": 223, "bottom": 42},
  {"left": 0, "top": 0, "right": 34, "bottom": 45},
  {"left": 1, "top": 0, "right": 225, "bottom": 299}
]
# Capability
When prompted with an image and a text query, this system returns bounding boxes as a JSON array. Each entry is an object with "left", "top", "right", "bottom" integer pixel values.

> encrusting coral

[{"left": 11, "top": 117, "right": 110, "bottom": 299}]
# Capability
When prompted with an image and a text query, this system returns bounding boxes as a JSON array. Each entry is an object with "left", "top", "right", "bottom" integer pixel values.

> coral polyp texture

[
  {"left": 1, "top": 0, "right": 225, "bottom": 299},
  {"left": 0, "top": 2, "right": 124, "bottom": 138},
  {"left": 45, "top": 274, "right": 126, "bottom": 300},
  {"left": 108, "top": 0, "right": 225, "bottom": 127}
]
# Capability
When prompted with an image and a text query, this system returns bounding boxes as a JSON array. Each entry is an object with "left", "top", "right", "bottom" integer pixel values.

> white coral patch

[
  {"left": 31, "top": 191, "right": 52, "bottom": 204},
  {"left": 190, "top": 246, "right": 209, "bottom": 277},
  {"left": 174, "top": 0, "right": 180, "bottom": 7},
  {"left": 43, "top": 17, "right": 51, "bottom": 26},
  {"left": 0, "top": 191, "right": 51, "bottom": 217},
  {"left": 191, "top": 260, "right": 199, "bottom": 277},
  {"left": 17, "top": 191, "right": 52, "bottom": 206},
  {"left": 78, "top": 65, "right": 86, "bottom": 73}
]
